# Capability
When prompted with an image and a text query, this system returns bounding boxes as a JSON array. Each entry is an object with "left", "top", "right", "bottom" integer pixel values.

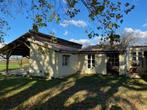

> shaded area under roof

[{"left": 0, "top": 33, "right": 30, "bottom": 57}]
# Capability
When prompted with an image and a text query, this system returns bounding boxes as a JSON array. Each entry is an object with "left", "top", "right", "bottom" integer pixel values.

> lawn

[
  {"left": 0, "top": 74, "right": 146, "bottom": 110},
  {"left": 0, "top": 58, "right": 29, "bottom": 71},
  {"left": 0, "top": 62, "right": 20, "bottom": 71}
]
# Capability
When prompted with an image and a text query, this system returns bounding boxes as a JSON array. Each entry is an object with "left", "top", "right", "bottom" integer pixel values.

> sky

[{"left": 3, "top": 0, "right": 147, "bottom": 46}]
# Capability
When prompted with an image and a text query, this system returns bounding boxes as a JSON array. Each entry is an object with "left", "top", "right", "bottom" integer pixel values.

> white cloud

[
  {"left": 122, "top": 27, "right": 147, "bottom": 45},
  {"left": 70, "top": 37, "right": 100, "bottom": 47},
  {"left": 70, "top": 27, "right": 147, "bottom": 47},
  {"left": 63, "top": 30, "right": 68, "bottom": 36},
  {"left": 143, "top": 23, "right": 147, "bottom": 27},
  {"left": 60, "top": 20, "right": 87, "bottom": 28},
  {"left": 142, "top": 18, "right": 147, "bottom": 27},
  {"left": 63, "top": 0, "right": 67, "bottom": 4}
]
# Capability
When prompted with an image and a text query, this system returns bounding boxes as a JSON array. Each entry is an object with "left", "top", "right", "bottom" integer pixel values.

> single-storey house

[
  {"left": 0, "top": 31, "right": 146, "bottom": 79},
  {"left": 127, "top": 46, "right": 147, "bottom": 74}
]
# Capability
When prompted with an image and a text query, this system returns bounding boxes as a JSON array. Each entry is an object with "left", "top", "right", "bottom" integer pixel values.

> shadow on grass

[
  {"left": 110, "top": 105, "right": 122, "bottom": 110},
  {"left": 0, "top": 74, "right": 146, "bottom": 110},
  {"left": 0, "top": 74, "right": 63, "bottom": 109},
  {"left": 34, "top": 75, "right": 143, "bottom": 110},
  {"left": 140, "top": 74, "right": 147, "bottom": 82}
]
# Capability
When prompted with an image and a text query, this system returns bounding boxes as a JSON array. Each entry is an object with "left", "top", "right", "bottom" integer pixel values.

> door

[
  {"left": 106, "top": 52, "right": 119, "bottom": 75},
  {"left": 144, "top": 51, "right": 147, "bottom": 72}
]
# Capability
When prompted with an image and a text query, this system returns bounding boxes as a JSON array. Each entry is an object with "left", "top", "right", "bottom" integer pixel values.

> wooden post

[
  {"left": 6, "top": 56, "right": 9, "bottom": 74},
  {"left": 20, "top": 58, "right": 23, "bottom": 68},
  {"left": 6, "top": 51, "right": 12, "bottom": 74}
]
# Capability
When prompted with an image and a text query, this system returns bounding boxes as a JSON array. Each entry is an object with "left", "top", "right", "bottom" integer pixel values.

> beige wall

[
  {"left": 58, "top": 53, "right": 79, "bottom": 78},
  {"left": 78, "top": 54, "right": 107, "bottom": 75},
  {"left": 29, "top": 37, "right": 147, "bottom": 78},
  {"left": 29, "top": 41, "right": 59, "bottom": 79},
  {"left": 29, "top": 41, "right": 135, "bottom": 78},
  {"left": 28, "top": 38, "right": 80, "bottom": 78}
]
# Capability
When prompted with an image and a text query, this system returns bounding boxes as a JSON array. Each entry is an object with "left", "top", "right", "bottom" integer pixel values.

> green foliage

[
  {"left": 0, "top": 0, "right": 135, "bottom": 42},
  {"left": 50, "top": 36, "right": 57, "bottom": 44},
  {"left": 108, "top": 33, "right": 120, "bottom": 46},
  {"left": 65, "top": 0, "right": 134, "bottom": 38},
  {"left": 0, "top": 18, "right": 9, "bottom": 43},
  {"left": 99, "top": 33, "right": 120, "bottom": 47}
]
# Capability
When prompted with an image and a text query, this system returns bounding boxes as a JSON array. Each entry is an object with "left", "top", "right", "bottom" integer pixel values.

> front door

[{"left": 107, "top": 52, "right": 119, "bottom": 75}]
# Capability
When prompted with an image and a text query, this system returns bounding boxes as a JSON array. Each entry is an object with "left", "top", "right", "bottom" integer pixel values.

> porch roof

[
  {"left": 0, "top": 33, "right": 30, "bottom": 57},
  {"left": 0, "top": 31, "right": 82, "bottom": 56}
]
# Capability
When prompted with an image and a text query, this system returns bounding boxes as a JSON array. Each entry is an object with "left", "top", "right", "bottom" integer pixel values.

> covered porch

[{"left": 0, "top": 33, "right": 30, "bottom": 74}]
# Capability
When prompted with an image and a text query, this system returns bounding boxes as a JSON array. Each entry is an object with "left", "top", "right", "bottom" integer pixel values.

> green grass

[
  {"left": 0, "top": 62, "right": 20, "bottom": 71},
  {"left": 0, "top": 74, "right": 146, "bottom": 110}
]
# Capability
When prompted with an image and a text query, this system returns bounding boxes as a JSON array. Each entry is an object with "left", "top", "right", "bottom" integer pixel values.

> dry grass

[{"left": 0, "top": 74, "right": 146, "bottom": 110}]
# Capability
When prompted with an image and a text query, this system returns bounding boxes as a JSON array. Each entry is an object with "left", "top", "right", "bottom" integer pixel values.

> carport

[{"left": 0, "top": 33, "right": 30, "bottom": 73}]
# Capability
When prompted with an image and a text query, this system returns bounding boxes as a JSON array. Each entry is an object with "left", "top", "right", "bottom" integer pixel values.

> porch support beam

[{"left": 5, "top": 51, "right": 12, "bottom": 74}]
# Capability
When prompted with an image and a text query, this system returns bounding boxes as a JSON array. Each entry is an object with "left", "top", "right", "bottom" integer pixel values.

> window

[
  {"left": 132, "top": 52, "right": 136, "bottom": 61},
  {"left": 138, "top": 52, "right": 143, "bottom": 67},
  {"left": 108, "top": 54, "right": 119, "bottom": 66},
  {"left": 87, "top": 54, "right": 95, "bottom": 68},
  {"left": 62, "top": 55, "right": 70, "bottom": 66}
]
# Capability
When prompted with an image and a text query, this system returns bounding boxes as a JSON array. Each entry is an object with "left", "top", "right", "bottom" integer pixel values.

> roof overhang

[
  {"left": 0, "top": 31, "right": 82, "bottom": 56},
  {"left": 0, "top": 33, "right": 30, "bottom": 57}
]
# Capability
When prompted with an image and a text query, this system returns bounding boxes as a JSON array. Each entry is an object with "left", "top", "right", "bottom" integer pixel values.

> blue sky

[{"left": 4, "top": 0, "right": 147, "bottom": 46}]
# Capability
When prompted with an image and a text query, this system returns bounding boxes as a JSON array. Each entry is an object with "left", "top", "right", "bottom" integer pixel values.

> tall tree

[
  {"left": 118, "top": 33, "right": 137, "bottom": 49},
  {"left": 0, "top": 0, "right": 135, "bottom": 42}
]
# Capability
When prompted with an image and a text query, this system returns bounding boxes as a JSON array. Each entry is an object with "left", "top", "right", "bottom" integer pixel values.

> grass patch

[
  {"left": 0, "top": 74, "right": 146, "bottom": 110},
  {"left": 0, "top": 62, "right": 20, "bottom": 71}
]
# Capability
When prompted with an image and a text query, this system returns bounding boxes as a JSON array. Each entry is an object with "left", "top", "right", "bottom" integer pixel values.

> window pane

[
  {"left": 62, "top": 56, "right": 65, "bottom": 65},
  {"left": 138, "top": 52, "right": 143, "bottom": 67},
  {"left": 62, "top": 55, "right": 70, "bottom": 66},
  {"left": 132, "top": 52, "right": 136, "bottom": 61},
  {"left": 88, "top": 54, "right": 91, "bottom": 59},
  {"left": 88, "top": 64, "right": 91, "bottom": 68},
  {"left": 87, "top": 54, "right": 95, "bottom": 68},
  {"left": 92, "top": 60, "right": 95, "bottom": 67},
  {"left": 139, "top": 52, "right": 142, "bottom": 56},
  {"left": 92, "top": 55, "right": 95, "bottom": 59},
  {"left": 88, "top": 60, "right": 91, "bottom": 64},
  {"left": 133, "top": 57, "right": 136, "bottom": 61}
]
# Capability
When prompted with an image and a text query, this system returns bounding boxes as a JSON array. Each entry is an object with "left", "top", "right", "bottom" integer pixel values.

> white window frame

[
  {"left": 87, "top": 54, "right": 95, "bottom": 68},
  {"left": 132, "top": 52, "right": 136, "bottom": 61},
  {"left": 62, "top": 55, "right": 70, "bottom": 66}
]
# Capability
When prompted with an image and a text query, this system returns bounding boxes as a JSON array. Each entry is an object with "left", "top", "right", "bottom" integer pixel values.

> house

[
  {"left": 127, "top": 46, "right": 147, "bottom": 74},
  {"left": 0, "top": 31, "right": 146, "bottom": 79}
]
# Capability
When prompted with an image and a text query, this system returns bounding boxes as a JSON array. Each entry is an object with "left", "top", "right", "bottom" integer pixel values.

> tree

[
  {"left": 99, "top": 32, "right": 137, "bottom": 50},
  {"left": 0, "top": 0, "right": 135, "bottom": 42},
  {"left": 118, "top": 34, "right": 137, "bottom": 50}
]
